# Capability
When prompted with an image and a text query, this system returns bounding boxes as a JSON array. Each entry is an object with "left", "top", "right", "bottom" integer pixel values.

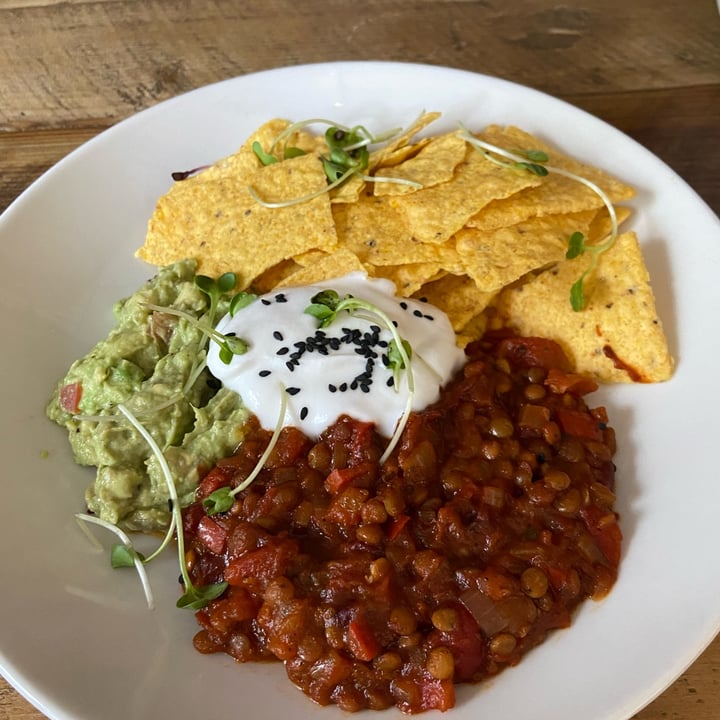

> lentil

[{"left": 183, "top": 334, "right": 621, "bottom": 713}]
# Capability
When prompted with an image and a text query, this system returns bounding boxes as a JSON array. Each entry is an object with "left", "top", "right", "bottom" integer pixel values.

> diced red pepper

[
  {"left": 386, "top": 513, "right": 410, "bottom": 540},
  {"left": 555, "top": 408, "right": 604, "bottom": 441},
  {"left": 545, "top": 368, "right": 599, "bottom": 396},
  {"left": 59, "top": 382, "right": 83, "bottom": 414},
  {"left": 196, "top": 515, "right": 228, "bottom": 555},
  {"left": 346, "top": 615, "right": 381, "bottom": 661},
  {"left": 196, "top": 465, "right": 235, "bottom": 499},
  {"left": 418, "top": 676, "right": 455, "bottom": 712},
  {"left": 324, "top": 462, "right": 374, "bottom": 495},
  {"left": 224, "top": 538, "right": 298, "bottom": 586}
]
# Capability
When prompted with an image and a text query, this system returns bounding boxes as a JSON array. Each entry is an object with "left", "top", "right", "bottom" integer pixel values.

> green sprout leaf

[
  {"left": 515, "top": 161, "right": 549, "bottom": 176},
  {"left": 111, "top": 544, "right": 144, "bottom": 568},
  {"left": 283, "top": 146, "right": 306, "bottom": 159},
  {"left": 524, "top": 149, "right": 549, "bottom": 163},
  {"left": 203, "top": 487, "right": 235, "bottom": 515},
  {"left": 216, "top": 272, "right": 237, "bottom": 294},
  {"left": 177, "top": 581, "right": 229, "bottom": 610},
  {"left": 252, "top": 140, "right": 278, "bottom": 166},
  {"left": 570, "top": 277, "right": 586, "bottom": 312},
  {"left": 566, "top": 231, "right": 587, "bottom": 259},
  {"left": 229, "top": 291, "right": 257, "bottom": 316}
]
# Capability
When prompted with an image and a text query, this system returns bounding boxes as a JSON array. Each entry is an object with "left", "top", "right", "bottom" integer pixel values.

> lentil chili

[{"left": 182, "top": 333, "right": 621, "bottom": 713}]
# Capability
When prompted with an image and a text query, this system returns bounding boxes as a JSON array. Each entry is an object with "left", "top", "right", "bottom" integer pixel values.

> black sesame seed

[
  {"left": 261, "top": 299, "right": 271, "bottom": 306},
  {"left": 399, "top": 301, "right": 408, "bottom": 310},
  {"left": 226, "top": 331, "right": 237, "bottom": 337},
  {"left": 276, "top": 346, "right": 290, "bottom": 356},
  {"left": 300, "top": 406, "right": 309, "bottom": 420},
  {"left": 339, "top": 382, "right": 348, "bottom": 392},
  {"left": 328, "top": 384, "right": 337, "bottom": 393},
  {"left": 386, "top": 376, "right": 395, "bottom": 387},
  {"left": 275, "top": 293, "right": 287, "bottom": 303},
  {"left": 424, "top": 314, "right": 435, "bottom": 321},
  {"left": 273, "top": 330, "right": 284, "bottom": 341},
  {"left": 286, "top": 387, "right": 301, "bottom": 396},
  {"left": 413, "top": 309, "right": 423, "bottom": 318},
  {"left": 286, "top": 361, "right": 295, "bottom": 371},
  {"left": 258, "top": 369, "right": 272, "bottom": 377}
]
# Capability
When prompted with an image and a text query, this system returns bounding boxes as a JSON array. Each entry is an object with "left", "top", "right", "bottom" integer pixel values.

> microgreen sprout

[
  {"left": 116, "top": 404, "right": 228, "bottom": 610},
  {"left": 75, "top": 512, "right": 155, "bottom": 609},
  {"left": 203, "top": 386, "right": 288, "bottom": 515},
  {"left": 304, "top": 290, "right": 414, "bottom": 463},
  {"left": 249, "top": 118, "right": 421, "bottom": 208},
  {"left": 457, "top": 124, "right": 619, "bottom": 311}
]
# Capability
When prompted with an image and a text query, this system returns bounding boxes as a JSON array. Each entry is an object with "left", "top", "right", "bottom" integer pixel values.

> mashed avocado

[{"left": 47, "top": 259, "right": 250, "bottom": 532}]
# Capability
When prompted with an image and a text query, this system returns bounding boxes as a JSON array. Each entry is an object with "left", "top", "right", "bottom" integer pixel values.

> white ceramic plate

[{"left": 1, "top": 62, "right": 719, "bottom": 720}]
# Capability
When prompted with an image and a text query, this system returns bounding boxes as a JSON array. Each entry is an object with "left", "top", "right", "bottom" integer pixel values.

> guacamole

[{"left": 47, "top": 259, "right": 250, "bottom": 532}]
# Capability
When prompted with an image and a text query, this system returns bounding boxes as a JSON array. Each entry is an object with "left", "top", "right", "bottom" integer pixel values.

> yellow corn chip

[
  {"left": 394, "top": 147, "right": 543, "bottom": 245},
  {"left": 467, "top": 125, "right": 636, "bottom": 230},
  {"left": 277, "top": 248, "right": 366, "bottom": 287},
  {"left": 413, "top": 273, "right": 496, "bottom": 331},
  {"left": 493, "top": 231, "right": 673, "bottom": 383},
  {"left": 456, "top": 210, "right": 598, "bottom": 293},
  {"left": 139, "top": 152, "right": 338, "bottom": 288},
  {"left": 374, "top": 132, "right": 467, "bottom": 196}
]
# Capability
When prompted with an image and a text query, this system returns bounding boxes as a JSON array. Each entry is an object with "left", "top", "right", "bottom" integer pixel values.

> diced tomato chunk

[
  {"left": 324, "top": 462, "right": 374, "bottom": 495},
  {"left": 555, "top": 408, "right": 604, "bottom": 441},
  {"left": 224, "top": 538, "right": 297, "bottom": 586},
  {"left": 386, "top": 513, "right": 410, "bottom": 540},
  {"left": 59, "top": 382, "right": 83, "bottom": 414},
  {"left": 497, "top": 336, "right": 570, "bottom": 371},
  {"left": 197, "top": 465, "right": 235, "bottom": 499},
  {"left": 419, "top": 676, "right": 455, "bottom": 713},
  {"left": 347, "top": 615, "right": 381, "bottom": 661},
  {"left": 196, "top": 515, "right": 228, "bottom": 555},
  {"left": 545, "top": 368, "right": 599, "bottom": 396}
]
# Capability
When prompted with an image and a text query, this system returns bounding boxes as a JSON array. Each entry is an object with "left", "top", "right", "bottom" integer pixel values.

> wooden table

[{"left": 1, "top": 1, "right": 718, "bottom": 718}]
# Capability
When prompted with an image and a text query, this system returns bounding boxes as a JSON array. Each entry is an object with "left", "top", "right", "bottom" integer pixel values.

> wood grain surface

[{"left": 1, "top": 1, "right": 719, "bottom": 718}]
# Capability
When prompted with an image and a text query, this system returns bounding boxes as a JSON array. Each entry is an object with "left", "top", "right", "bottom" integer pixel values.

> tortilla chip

[
  {"left": 251, "top": 259, "right": 301, "bottom": 293},
  {"left": 493, "top": 232, "right": 673, "bottom": 383},
  {"left": 374, "top": 137, "right": 433, "bottom": 168},
  {"left": 369, "top": 111, "right": 442, "bottom": 170},
  {"left": 393, "top": 147, "right": 543, "bottom": 245},
  {"left": 456, "top": 210, "right": 599, "bottom": 293},
  {"left": 374, "top": 132, "right": 467, "bottom": 196},
  {"left": 332, "top": 194, "right": 463, "bottom": 272},
  {"left": 413, "top": 273, "right": 496, "bottom": 331},
  {"left": 370, "top": 262, "right": 443, "bottom": 297},
  {"left": 278, "top": 248, "right": 366, "bottom": 287},
  {"left": 138, "top": 152, "right": 338, "bottom": 288},
  {"left": 467, "top": 125, "right": 636, "bottom": 230}
]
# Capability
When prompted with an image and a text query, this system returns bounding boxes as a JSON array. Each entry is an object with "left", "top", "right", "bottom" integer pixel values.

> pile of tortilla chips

[{"left": 138, "top": 113, "right": 673, "bottom": 384}]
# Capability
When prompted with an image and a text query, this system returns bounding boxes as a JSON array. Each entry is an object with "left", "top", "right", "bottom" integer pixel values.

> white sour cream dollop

[{"left": 207, "top": 272, "right": 465, "bottom": 438}]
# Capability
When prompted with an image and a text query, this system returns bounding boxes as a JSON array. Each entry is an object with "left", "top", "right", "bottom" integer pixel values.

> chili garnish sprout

[
  {"left": 202, "top": 384, "right": 289, "bottom": 515},
  {"left": 117, "top": 403, "right": 228, "bottom": 610},
  {"left": 73, "top": 403, "right": 229, "bottom": 610},
  {"left": 249, "top": 118, "right": 422, "bottom": 208},
  {"left": 457, "top": 124, "right": 619, "bottom": 311},
  {"left": 304, "top": 290, "right": 415, "bottom": 464},
  {"left": 74, "top": 512, "right": 155, "bottom": 609}
]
